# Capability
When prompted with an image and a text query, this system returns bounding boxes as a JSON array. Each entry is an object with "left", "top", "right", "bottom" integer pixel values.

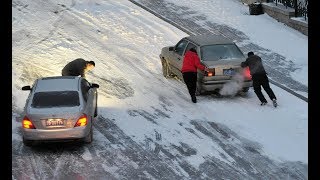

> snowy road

[
  {"left": 12, "top": 0, "right": 307, "bottom": 179},
  {"left": 13, "top": 115, "right": 307, "bottom": 179},
  {"left": 130, "top": 0, "right": 308, "bottom": 102}
]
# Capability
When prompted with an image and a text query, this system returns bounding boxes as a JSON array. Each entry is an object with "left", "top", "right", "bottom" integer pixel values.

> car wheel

[
  {"left": 238, "top": 87, "right": 249, "bottom": 96},
  {"left": 94, "top": 94, "right": 98, "bottom": 117},
  {"left": 84, "top": 127, "right": 93, "bottom": 144},
  {"left": 23, "top": 137, "right": 34, "bottom": 147},
  {"left": 242, "top": 87, "right": 249, "bottom": 92},
  {"left": 161, "top": 59, "right": 172, "bottom": 78},
  {"left": 94, "top": 107, "right": 98, "bottom": 117},
  {"left": 195, "top": 82, "right": 202, "bottom": 96}
]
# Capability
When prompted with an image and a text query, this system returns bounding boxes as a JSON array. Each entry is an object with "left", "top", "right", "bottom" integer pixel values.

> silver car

[
  {"left": 21, "top": 76, "right": 99, "bottom": 146},
  {"left": 159, "top": 35, "right": 252, "bottom": 95}
]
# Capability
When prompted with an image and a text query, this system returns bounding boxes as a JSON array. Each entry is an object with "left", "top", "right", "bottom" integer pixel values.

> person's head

[
  {"left": 86, "top": 61, "right": 95, "bottom": 71},
  {"left": 189, "top": 48, "right": 197, "bottom": 54},
  {"left": 247, "top": 51, "right": 254, "bottom": 57}
]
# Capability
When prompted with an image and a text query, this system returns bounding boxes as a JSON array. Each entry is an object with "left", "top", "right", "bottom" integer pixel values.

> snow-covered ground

[
  {"left": 163, "top": 0, "right": 307, "bottom": 86},
  {"left": 12, "top": 0, "right": 308, "bottom": 179}
]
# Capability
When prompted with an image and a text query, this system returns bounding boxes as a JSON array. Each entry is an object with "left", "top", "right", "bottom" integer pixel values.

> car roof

[
  {"left": 34, "top": 76, "right": 81, "bottom": 92},
  {"left": 185, "top": 34, "right": 234, "bottom": 46}
]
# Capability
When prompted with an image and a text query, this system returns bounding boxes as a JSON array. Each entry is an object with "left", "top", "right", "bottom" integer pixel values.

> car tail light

[
  {"left": 22, "top": 116, "right": 36, "bottom": 129},
  {"left": 74, "top": 114, "right": 88, "bottom": 127},
  {"left": 205, "top": 68, "right": 215, "bottom": 77},
  {"left": 243, "top": 67, "right": 251, "bottom": 80}
]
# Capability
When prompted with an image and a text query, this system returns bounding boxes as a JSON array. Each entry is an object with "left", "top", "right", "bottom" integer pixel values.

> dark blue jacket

[
  {"left": 62, "top": 58, "right": 87, "bottom": 77},
  {"left": 241, "top": 55, "right": 267, "bottom": 76}
]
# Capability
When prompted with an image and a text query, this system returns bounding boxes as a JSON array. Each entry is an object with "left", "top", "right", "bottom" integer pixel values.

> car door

[
  {"left": 167, "top": 39, "right": 189, "bottom": 78},
  {"left": 184, "top": 42, "right": 197, "bottom": 53},
  {"left": 24, "top": 81, "right": 38, "bottom": 113},
  {"left": 183, "top": 42, "right": 201, "bottom": 82},
  {"left": 80, "top": 79, "right": 94, "bottom": 117}
]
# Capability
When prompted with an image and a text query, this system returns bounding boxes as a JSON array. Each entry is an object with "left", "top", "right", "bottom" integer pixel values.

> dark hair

[
  {"left": 247, "top": 51, "right": 254, "bottom": 57},
  {"left": 87, "top": 61, "right": 95, "bottom": 66},
  {"left": 189, "top": 48, "right": 197, "bottom": 53}
]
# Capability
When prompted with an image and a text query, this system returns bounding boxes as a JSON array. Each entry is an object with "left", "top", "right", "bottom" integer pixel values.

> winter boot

[
  {"left": 260, "top": 101, "right": 267, "bottom": 106},
  {"left": 191, "top": 96, "right": 197, "bottom": 103},
  {"left": 272, "top": 99, "right": 277, "bottom": 107}
]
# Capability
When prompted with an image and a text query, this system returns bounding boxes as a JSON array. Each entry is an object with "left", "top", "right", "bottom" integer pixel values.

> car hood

[
  {"left": 161, "top": 46, "right": 172, "bottom": 53},
  {"left": 162, "top": 46, "right": 172, "bottom": 50},
  {"left": 201, "top": 58, "right": 245, "bottom": 67}
]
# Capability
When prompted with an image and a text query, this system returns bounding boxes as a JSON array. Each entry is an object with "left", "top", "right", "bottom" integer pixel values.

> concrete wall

[
  {"left": 241, "top": 0, "right": 268, "bottom": 4},
  {"left": 262, "top": 3, "right": 295, "bottom": 24},
  {"left": 261, "top": 3, "right": 308, "bottom": 36},
  {"left": 241, "top": 0, "right": 261, "bottom": 4},
  {"left": 288, "top": 18, "right": 308, "bottom": 36},
  {"left": 238, "top": 1, "right": 307, "bottom": 36}
]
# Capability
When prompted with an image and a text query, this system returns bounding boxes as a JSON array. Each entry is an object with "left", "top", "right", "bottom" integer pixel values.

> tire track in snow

[
  {"left": 187, "top": 120, "right": 307, "bottom": 179},
  {"left": 93, "top": 115, "right": 186, "bottom": 179}
]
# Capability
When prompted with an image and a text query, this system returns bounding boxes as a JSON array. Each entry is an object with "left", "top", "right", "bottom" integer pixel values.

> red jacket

[{"left": 181, "top": 50, "right": 205, "bottom": 73}]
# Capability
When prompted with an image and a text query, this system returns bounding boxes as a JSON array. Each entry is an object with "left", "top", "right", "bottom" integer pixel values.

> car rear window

[
  {"left": 31, "top": 91, "right": 80, "bottom": 108},
  {"left": 201, "top": 44, "right": 245, "bottom": 61}
]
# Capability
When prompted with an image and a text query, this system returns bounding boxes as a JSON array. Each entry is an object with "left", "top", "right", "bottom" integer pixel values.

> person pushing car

[
  {"left": 241, "top": 51, "right": 277, "bottom": 107},
  {"left": 62, "top": 58, "right": 95, "bottom": 79},
  {"left": 181, "top": 48, "right": 206, "bottom": 103}
]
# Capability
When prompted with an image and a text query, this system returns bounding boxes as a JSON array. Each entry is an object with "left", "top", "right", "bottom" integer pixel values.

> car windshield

[
  {"left": 31, "top": 91, "right": 80, "bottom": 108},
  {"left": 200, "top": 44, "right": 245, "bottom": 61}
]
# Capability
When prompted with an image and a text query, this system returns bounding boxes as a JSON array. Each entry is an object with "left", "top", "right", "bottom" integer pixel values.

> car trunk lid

[
  {"left": 202, "top": 58, "right": 245, "bottom": 80},
  {"left": 26, "top": 106, "right": 83, "bottom": 129}
]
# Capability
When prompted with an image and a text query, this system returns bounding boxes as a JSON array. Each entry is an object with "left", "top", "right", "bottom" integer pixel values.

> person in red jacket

[{"left": 181, "top": 48, "right": 206, "bottom": 103}]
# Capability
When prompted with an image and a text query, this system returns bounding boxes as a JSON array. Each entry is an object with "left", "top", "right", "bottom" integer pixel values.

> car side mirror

[
  {"left": 22, "top": 86, "right": 32, "bottom": 91},
  {"left": 91, "top": 83, "right": 99, "bottom": 88},
  {"left": 169, "top": 47, "right": 174, "bottom": 51}
]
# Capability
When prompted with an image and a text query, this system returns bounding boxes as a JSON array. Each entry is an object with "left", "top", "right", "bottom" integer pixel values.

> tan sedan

[{"left": 159, "top": 34, "right": 252, "bottom": 95}]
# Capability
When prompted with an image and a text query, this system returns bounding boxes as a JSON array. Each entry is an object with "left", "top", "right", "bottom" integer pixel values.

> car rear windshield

[
  {"left": 200, "top": 44, "right": 245, "bottom": 61},
  {"left": 31, "top": 91, "right": 80, "bottom": 108}
]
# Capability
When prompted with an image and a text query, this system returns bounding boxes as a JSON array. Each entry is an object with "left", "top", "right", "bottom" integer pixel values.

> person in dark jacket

[
  {"left": 62, "top": 58, "right": 95, "bottom": 78},
  {"left": 181, "top": 48, "right": 206, "bottom": 103},
  {"left": 241, "top": 52, "right": 277, "bottom": 107}
]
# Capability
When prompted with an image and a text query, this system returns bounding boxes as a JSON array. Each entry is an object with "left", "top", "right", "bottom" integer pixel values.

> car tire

[
  {"left": 161, "top": 59, "right": 172, "bottom": 78},
  {"left": 84, "top": 127, "right": 93, "bottom": 144},
  {"left": 94, "top": 94, "right": 98, "bottom": 117},
  {"left": 195, "top": 82, "right": 202, "bottom": 96},
  {"left": 23, "top": 137, "right": 34, "bottom": 147},
  {"left": 94, "top": 106, "right": 98, "bottom": 117},
  {"left": 242, "top": 87, "right": 249, "bottom": 92}
]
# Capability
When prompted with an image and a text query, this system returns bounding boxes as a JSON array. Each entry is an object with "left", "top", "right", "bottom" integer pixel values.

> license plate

[
  {"left": 46, "top": 119, "right": 64, "bottom": 127},
  {"left": 223, "top": 69, "right": 235, "bottom": 76}
]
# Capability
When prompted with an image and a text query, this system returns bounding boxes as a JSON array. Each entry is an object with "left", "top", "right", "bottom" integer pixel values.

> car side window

[
  {"left": 81, "top": 79, "right": 91, "bottom": 102},
  {"left": 184, "top": 43, "right": 197, "bottom": 55},
  {"left": 175, "top": 39, "right": 188, "bottom": 56}
]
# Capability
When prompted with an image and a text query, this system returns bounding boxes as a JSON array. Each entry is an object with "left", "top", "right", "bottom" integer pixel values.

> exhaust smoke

[{"left": 219, "top": 73, "right": 245, "bottom": 97}]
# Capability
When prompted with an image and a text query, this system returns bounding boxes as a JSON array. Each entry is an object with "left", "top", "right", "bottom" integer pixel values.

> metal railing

[{"left": 268, "top": 0, "right": 308, "bottom": 20}]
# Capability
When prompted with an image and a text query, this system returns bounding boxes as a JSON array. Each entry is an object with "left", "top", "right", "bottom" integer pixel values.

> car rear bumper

[
  {"left": 22, "top": 126, "right": 90, "bottom": 141},
  {"left": 201, "top": 80, "right": 252, "bottom": 92}
]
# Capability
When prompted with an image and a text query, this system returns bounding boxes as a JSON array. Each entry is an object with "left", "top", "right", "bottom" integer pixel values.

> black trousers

[
  {"left": 182, "top": 72, "right": 197, "bottom": 97},
  {"left": 252, "top": 74, "right": 276, "bottom": 103}
]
